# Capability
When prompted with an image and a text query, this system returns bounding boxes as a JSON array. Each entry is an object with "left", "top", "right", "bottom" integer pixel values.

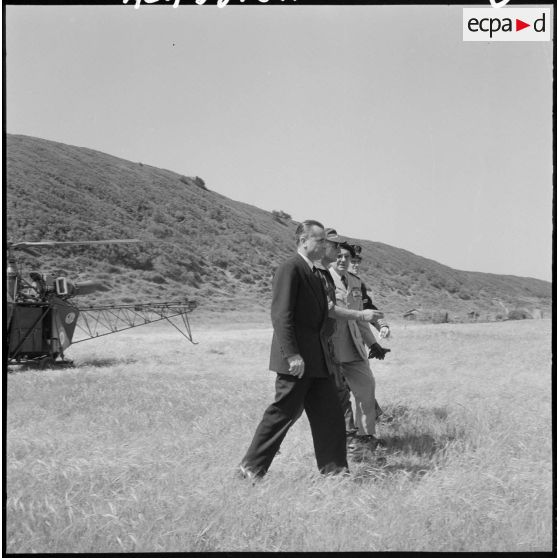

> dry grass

[{"left": 5, "top": 318, "right": 553, "bottom": 552}]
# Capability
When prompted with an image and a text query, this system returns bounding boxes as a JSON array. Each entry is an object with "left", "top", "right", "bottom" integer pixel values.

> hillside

[{"left": 6, "top": 134, "right": 551, "bottom": 321}]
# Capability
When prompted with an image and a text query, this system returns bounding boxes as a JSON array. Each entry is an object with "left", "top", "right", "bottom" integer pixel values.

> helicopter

[{"left": 6, "top": 239, "right": 197, "bottom": 367}]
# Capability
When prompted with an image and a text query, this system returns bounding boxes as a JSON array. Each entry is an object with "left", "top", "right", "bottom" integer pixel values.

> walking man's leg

[
  {"left": 304, "top": 377, "right": 348, "bottom": 474},
  {"left": 241, "top": 374, "right": 307, "bottom": 476},
  {"left": 341, "top": 360, "right": 376, "bottom": 437},
  {"left": 333, "top": 363, "right": 357, "bottom": 433}
]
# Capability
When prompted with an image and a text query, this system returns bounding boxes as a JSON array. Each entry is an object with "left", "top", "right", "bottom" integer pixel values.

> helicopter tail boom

[{"left": 72, "top": 300, "right": 198, "bottom": 345}]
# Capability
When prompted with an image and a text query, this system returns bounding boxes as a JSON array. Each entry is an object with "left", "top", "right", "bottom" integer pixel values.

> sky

[{"left": 5, "top": 3, "right": 554, "bottom": 281}]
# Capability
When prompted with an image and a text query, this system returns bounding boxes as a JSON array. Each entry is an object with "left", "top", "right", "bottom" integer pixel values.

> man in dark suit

[{"left": 239, "top": 220, "right": 348, "bottom": 480}]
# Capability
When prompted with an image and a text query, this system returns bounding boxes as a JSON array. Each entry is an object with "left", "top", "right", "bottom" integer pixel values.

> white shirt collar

[
  {"left": 297, "top": 249, "right": 315, "bottom": 270},
  {"left": 328, "top": 266, "right": 344, "bottom": 282}
]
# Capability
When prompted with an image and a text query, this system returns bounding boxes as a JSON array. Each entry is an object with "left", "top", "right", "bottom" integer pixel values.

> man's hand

[
  {"left": 368, "top": 343, "right": 391, "bottom": 360},
  {"left": 379, "top": 326, "right": 390, "bottom": 339},
  {"left": 287, "top": 354, "right": 305, "bottom": 378},
  {"left": 360, "top": 309, "right": 384, "bottom": 322}
]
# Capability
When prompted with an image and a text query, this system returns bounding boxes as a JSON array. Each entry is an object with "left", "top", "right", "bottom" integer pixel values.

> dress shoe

[
  {"left": 371, "top": 436, "right": 387, "bottom": 448},
  {"left": 355, "top": 434, "right": 386, "bottom": 450},
  {"left": 237, "top": 464, "right": 263, "bottom": 483},
  {"left": 347, "top": 436, "right": 361, "bottom": 456}
]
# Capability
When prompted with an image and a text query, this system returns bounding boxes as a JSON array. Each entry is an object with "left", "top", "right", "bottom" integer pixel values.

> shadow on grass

[
  {"left": 7, "top": 356, "right": 137, "bottom": 372},
  {"left": 350, "top": 403, "right": 465, "bottom": 482},
  {"left": 75, "top": 357, "right": 138, "bottom": 368},
  {"left": 384, "top": 432, "right": 441, "bottom": 456},
  {"left": 7, "top": 359, "right": 75, "bottom": 373},
  {"left": 378, "top": 403, "right": 449, "bottom": 424}
]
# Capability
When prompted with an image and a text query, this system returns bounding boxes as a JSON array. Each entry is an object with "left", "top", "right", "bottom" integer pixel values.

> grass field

[{"left": 5, "top": 317, "right": 554, "bottom": 552}]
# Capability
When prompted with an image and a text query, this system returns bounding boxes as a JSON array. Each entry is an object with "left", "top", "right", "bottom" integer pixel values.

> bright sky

[{"left": 5, "top": 4, "right": 554, "bottom": 281}]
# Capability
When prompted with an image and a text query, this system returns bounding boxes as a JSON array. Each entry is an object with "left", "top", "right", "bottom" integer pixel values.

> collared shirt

[
  {"left": 297, "top": 249, "right": 315, "bottom": 271},
  {"left": 328, "top": 265, "right": 362, "bottom": 362},
  {"left": 328, "top": 266, "right": 344, "bottom": 288}
]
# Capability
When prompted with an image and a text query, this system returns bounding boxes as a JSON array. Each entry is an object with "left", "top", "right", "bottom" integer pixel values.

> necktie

[
  {"left": 341, "top": 275, "right": 348, "bottom": 289},
  {"left": 312, "top": 267, "right": 322, "bottom": 284}
]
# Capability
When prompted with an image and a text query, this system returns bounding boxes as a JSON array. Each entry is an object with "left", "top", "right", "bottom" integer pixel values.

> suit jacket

[
  {"left": 269, "top": 254, "right": 329, "bottom": 378},
  {"left": 329, "top": 267, "right": 377, "bottom": 362}
]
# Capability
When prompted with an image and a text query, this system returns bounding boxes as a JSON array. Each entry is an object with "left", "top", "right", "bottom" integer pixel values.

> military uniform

[
  {"left": 329, "top": 267, "right": 378, "bottom": 437},
  {"left": 313, "top": 262, "right": 354, "bottom": 427}
]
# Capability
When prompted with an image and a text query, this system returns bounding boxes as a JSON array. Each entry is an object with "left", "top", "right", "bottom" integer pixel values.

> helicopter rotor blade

[
  {"left": 18, "top": 247, "right": 42, "bottom": 258},
  {"left": 10, "top": 239, "right": 141, "bottom": 249}
]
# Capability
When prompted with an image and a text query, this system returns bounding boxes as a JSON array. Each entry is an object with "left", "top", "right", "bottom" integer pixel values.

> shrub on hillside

[
  {"left": 183, "top": 271, "right": 199, "bottom": 287},
  {"left": 209, "top": 247, "right": 231, "bottom": 269},
  {"left": 103, "top": 248, "right": 154, "bottom": 271},
  {"left": 197, "top": 284, "right": 214, "bottom": 297},
  {"left": 272, "top": 210, "right": 291, "bottom": 223},
  {"left": 147, "top": 223, "right": 170, "bottom": 239},
  {"left": 429, "top": 275, "right": 446, "bottom": 290},
  {"left": 446, "top": 280, "right": 460, "bottom": 294},
  {"left": 152, "top": 209, "right": 167, "bottom": 224},
  {"left": 146, "top": 272, "right": 166, "bottom": 284},
  {"left": 135, "top": 200, "right": 152, "bottom": 220},
  {"left": 194, "top": 176, "right": 207, "bottom": 190},
  {"left": 253, "top": 255, "right": 268, "bottom": 266},
  {"left": 507, "top": 309, "right": 532, "bottom": 320},
  {"left": 209, "top": 207, "right": 224, "bottom": 222},
  {"left": 178, "top": 175, "right": 207, "bottom": 190}
]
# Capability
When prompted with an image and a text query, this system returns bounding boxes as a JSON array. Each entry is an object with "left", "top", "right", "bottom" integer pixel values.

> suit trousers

[
  {"left": 241, "top": 373, "right": 348, "bottom": 476},
  {"left": 337, "top": 359, "right": 376, "bottom": 436}
]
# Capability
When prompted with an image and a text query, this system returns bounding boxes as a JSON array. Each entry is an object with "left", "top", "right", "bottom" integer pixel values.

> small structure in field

[
  {"left": 431, "top": 310, "right": 450, "bottom": 323},
  {"left": 531, "top": 308, "right": 544, "bottom": 319},
  {"left": 468, "top": 310, "right": 480, "bottom": 321},
  {"left": 403, "top": 309, "right": 419, "bottom": 320}
]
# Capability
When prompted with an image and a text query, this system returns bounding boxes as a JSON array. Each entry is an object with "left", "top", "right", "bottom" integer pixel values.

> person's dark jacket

[
  {"left": 360, "top": 280, "right": 377, "bottom": 310},
  {"left": 269, "top": 254, "right": 329, "bottom": 378}
]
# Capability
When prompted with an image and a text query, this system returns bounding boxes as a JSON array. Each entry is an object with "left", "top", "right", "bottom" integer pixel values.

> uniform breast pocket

[
  {"left": 350, "top": 287, "right": 362, "bottom": 301},
  {"left": 347, "top": 287, "right": 362, "bottom": 310}
]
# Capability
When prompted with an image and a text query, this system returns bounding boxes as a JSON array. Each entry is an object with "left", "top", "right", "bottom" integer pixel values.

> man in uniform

[
  {"left": 347, "top": 248, "right": 391, "bottom": 424},
  {"left": 349, "top": 248, "right": 390, "bottom": 340},
  {"left": 328, "top": 243, "right": 386, "bottom": 449},
  {"left": 313, "top": 229, "right": 385, "bottom": 439}
]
